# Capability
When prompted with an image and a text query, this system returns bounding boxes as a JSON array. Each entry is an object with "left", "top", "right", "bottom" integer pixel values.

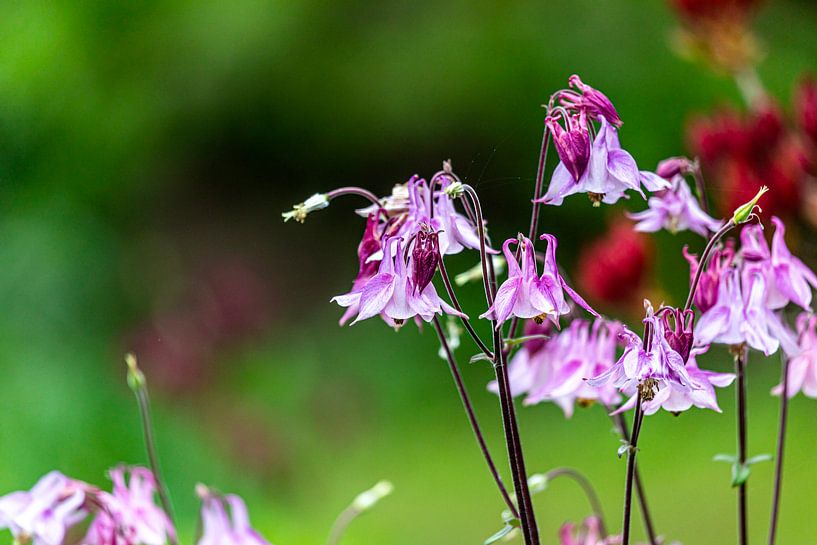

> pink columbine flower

[
  {"left": 538, "top": 116, "right": 668, "bottom": 206},
  {"left": 628, "top": 175, "right": 722, "bottom": 236},
  {"left": 588, "top": 312, "right": 695, "bottom": 396},
  {"left": 683, "top": 241, "right": 735, "bottom": 314},
  {"left": 197, "top": 488, "right": 272, "bottom": 545},
  {"left": 332, "top": 237, "right": 465, "bottom": 326},
  {"left": 338, "top": 212, "right": 389, "bottom": 325},
  {"left": 616, "top": 347, "right": 735, "bottom": 415},
  {"left": 84, "top": 466, "right": 176, "bottom": 545},
  {"left": 489, "top": 321, "right": 554, "bottom": 397},
  {"left": 561, "top": 75, "right": 622, "bottom": 127},
  {"left": 480, "top": 234, "right": 597, "bottom": 329},
  {"left": 521, "top": 319, "right": 621, "bottom": 417},
  {"left": 740, "top": 217, "right": 817, "bottom": 311},
  {"left": 773, "top": 313, "right": 817, "bottom": 398},
  {"left": 694, "top": 267, "right": 796, "bottom": 356},
  {"left": 0, "top": 471, "right": 87, "bottom": 545}
]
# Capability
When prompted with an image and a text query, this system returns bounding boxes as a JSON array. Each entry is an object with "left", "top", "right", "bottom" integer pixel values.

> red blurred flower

[
  {"left": 795, "top": 76, "right": 817, "bottom": 146},
  {"left": 671, "top": 0, "right": 761, "bottom": 22},
  {"left": 577, "top": 221, "right": 652, "bottom": 307}
]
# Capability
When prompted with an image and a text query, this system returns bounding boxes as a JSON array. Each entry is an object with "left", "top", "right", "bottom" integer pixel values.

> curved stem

[
  {"left": 326, "top": 506, "right": 357, "bottom": 545},
  {"left": 767, "top": 354, "right": 790, "bottom": 545},
  {"left": 684, "top": 221, "right": 735, "bottom": 312},
  {"left": 621, "top": 394, "right": 645, "bottom": 545},
  {"left": 610, "top": 411, "right": 658, "bottom": 545},
  {"left": 735, "top": 346, "right": 749, "bottom": 545},
  {"left": 690, "top": 160, "right": 710, "bottom": 215},
  {"left": 437, "top": 257, "right": 494, "bottom": 358},
  {"left": 544, "top": 468, "right": 607, "bottom": 538},
  {"left": 432, "top": 317, "right": 518, "bottom": 518},
  {"left": 326, "top": 186, "right": 381, "bottom": 206}
]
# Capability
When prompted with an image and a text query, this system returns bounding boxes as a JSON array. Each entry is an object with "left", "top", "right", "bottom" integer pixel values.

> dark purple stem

[
  {"left": 622, "top": 393, "right": 645, "bottom": 545},
  {"left": 684, "top": 221, "right": 735, "bottom": 312},
  {"left": 432, "top": 317, "right": 519, "bottom": 518},
  {"left": 437, "top": 256, "right": 494, "bottom": 358},
  {"left": 735, "top": 346, "right": 749, "bottom": 545},
  {"left": 326, "top": 186, "right": 381, "bottom": 206},
  {"left": 767, "top": 354, "right": 789, "bottom": 545}
]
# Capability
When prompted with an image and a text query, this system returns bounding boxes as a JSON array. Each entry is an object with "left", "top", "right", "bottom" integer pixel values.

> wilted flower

[
  {"left": 85, "top": 467, "right": 176, "bottom": 545},
  {"left": 0, "top": 471, "right": 87, "bottom": 545},
  {"left": 773, "top": 313, "right": 817, "bottom": 398},
  {"left": 616, "top": 347, "right": 735, "bottom": 415},
  {"left": 197, "top": 488, "right": 272, "bottom": 545},
  {"left": 628, "top": 175, "right": 722, "bottom": 236},
  {"left": 480, "top": 234, "right": 596, "bottom": 329},
  {"left": 683, "top": 240, "right": 735, "bottom": 313}
]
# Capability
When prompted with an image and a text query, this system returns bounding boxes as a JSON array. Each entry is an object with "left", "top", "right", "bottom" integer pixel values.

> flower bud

[
  {"left": 411, "top": 228, "right": 440, "bottom": 294},
  {"left": 351, "top": 480, "right": 394, "bottom": 512},
  {"left": 731, "top": 185, "right": 768, "bottom": 224},
  {"left": 656, "top": 156, "right": 693, "bottom": 179}
]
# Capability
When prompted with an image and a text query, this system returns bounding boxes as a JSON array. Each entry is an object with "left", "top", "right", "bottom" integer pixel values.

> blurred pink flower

[
  {"left": 773, "top": 313, "right": 817, "bottom": 398},
  {"left": 197, "top": 490, "right": 272, "bottom": 545}
]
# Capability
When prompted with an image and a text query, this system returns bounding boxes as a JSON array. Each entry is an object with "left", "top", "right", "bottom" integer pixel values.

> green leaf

[
  {"left": 469, "top": 353, "right": 493, "bottom": 364},
  {"left": 503, "top": 334, "right": 551, "bottom": 348},
  {"left": 732, "top": 463, "right": 751, "bottom": 487},
  {"left": 484, "top": 524, "right": 517, "bottom": 545},
  {"left": 713, "top": 453, "right": 737, "bottom": 464},
  {"left": 746, "top": 454, "right": 773, "bottom": 466}
]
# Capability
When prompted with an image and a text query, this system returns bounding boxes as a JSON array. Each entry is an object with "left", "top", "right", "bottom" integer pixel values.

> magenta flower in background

[
  {"left": 558, "top": 516, "right": 607, "bottom": 545},
  {"left": 628, "top": 175, "right": 721, "bottom": 236},
  {"left": 773, "top": 313, "right": 817, "bottom": 398},
  {"left": 694, "top": 267, "right": 796, "bottom": 356},
  {"left": 480, "top": 234, "right": 597, "bottom": 329},
  {"left": 197, "top": 490, "right": 272, "bottom": 545},
  {"left": 85, "top": 467, "right": 176, "bottom": 545},
  {"left": 489, "top": 320, "right": 554, "bottom": 397},
  {"left": 683, "top": 241, "right": 735, "bottom": 314},
  {"left": 0, "top": 471, "right": 87, "bottom": 545},
  {"left": 616, "top": 348, "right": 735, "bottom": 415},
  {"left": 523, "top": 319, "right": 621, "bottom": 417},
  {"left": 333, "top": 237, "right": 464, "bottom": 326},
  {"left": 588, "top": 313, "right": 695, "bottom": 395}
]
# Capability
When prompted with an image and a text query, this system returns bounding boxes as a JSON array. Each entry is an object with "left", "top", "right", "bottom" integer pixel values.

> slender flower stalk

[
  {"left": 767, "top": 353, "right": 789, "bottom": 545},
  {"left": 544, "top": 468, "right": 607, "bottom": 539},
  {"left": 621, "top": 393, "right": 645, "bottom": 545},
  {"left": 125, "top": 354, "right": 177, "bottom": 544},
  {"left": 326, "top": 481, "right": 393, "bottom": 545},
  {"left": 734, "top": 345, "right": 749, "bottom": 545},
  {"left": 326, "top": 186, "right": 381, "bottom": 206},
  {"left": 432, "top": 317, "right": 518, "bottom": 518},
  {"left": 684, "top": 221, "right": 736, "bottom": 311},
  {"left": 437, "top": 255, "right": 494, "bottom": 359}
]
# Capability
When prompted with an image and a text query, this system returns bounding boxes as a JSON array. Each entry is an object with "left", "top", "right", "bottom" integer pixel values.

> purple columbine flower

[
  {"left": 84, "top": 466, "right": 176, "bottom": 545},
  {"left": 538, "top": 116, "right": 669, "bottom": 207},
  {"left": 339, "top": 212, "right": 391, "bottom": 325},
  {"left": 480, "top": 234, "right": 597, "bottom": 329},
  {"left": 628, "top": 175, "right": 722, "bottom": 236},
  {"left": 0, "top": 471, "right": 88, "bottom": 545},
  {"left": 694, "top": 267, "right": 796, "bottom": 356},
  {"left": 332, "top": 237, "right": 465, "bottom": 326},
  {"left": 520, "top": 319, "right": 621, "bottom": 417},
  {"left": 773, "top": 313, "right": 817, "bottom": 398},
  {"left": 654, "top": 156, "right": 694, "bottom": 179},
  {"left": 615, "top": 347, "right": 735, "bottom": 415},
  {"left": 411, "top": 227, "right": 440, "bottom": 294},
  {"left": 683, "top": 241, "right": 735, "bottom": 314},
  {"left": 197, "top": 488, "right": 272, "bottom": 545},
  {"left": 547, "top": 110, "right": 592, "bottom": 182},
  {"left": 588, "top": 311, "right": 695, "bottom": 398},
  {"left": 561, "top": 75, "right": 622, "bottom": 128},
  {"left": 661, "top": 307, "right": 695, "bottom": 363},
  {"left": 489, "top": 321, "right": 554, "bottom": 397}
]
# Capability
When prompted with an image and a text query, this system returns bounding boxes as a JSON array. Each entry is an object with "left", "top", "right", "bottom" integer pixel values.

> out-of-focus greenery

[{"left": 0, "top": 1, "right": 815, "bottom": 544}]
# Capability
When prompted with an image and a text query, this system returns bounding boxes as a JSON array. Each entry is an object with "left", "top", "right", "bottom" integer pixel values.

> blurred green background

[{"left": 0, "top": 1, "right": 816, "bottom": 544}]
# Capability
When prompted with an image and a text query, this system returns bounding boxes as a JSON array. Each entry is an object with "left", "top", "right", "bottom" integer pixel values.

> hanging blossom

[
  {"left": 588, "top": 307, "right": 696, "bottom": 401},
  {"left": 480, "top": 234, "right": 597, "bottom": 329},
  {"left": 85, "top": 466, "right": 176, "bottom": 545},
  {"left": 489, "top": 320, "right": 554, "bottom": 397},
  {"left": 197, "top": 487, "right": 272, "bottom": 545},
  {"left": 538, "top": 76, "right": 669, "bottom": 207},
  {"left": 615, "top": 347, "right": 735, "bottom": 415},
  {"left": 513, "top": 319, "right": 622, "bottom": 417},
  {"left": 0, "top": 471, "right": 88, "bottom": 545},
  {"left": 628, "top": 173, "right": 722, "bottom": 236},
  {"left": 683, "top": 240, "right": 735, "bottom": 313},
  {"left": 773, "top": 313, "right": 817, "bottom": 398},
  {"left": 332, "top": 236, "right": 465, "bottom": 326}
]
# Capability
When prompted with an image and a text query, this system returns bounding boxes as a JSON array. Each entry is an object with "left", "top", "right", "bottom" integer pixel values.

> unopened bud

[
  {"left": 282, "top": 193, "right": 329, "bottom": 223},
  {"left": 655, "top": 156, "right": 693, "bottom": 179},
  {"left": 731, "top": 186, "right": 768, "bottom": 225},
  {"left": 125, "top": 353, "right": 145, "bottom": 392},
  {"left": 351, "top": 480, "right": 394, "bottom": 512}
]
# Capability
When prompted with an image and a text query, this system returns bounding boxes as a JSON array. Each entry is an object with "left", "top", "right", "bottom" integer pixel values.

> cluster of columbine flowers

[{"left": 283, "top": 72, "right": 817, "bottom": 545}]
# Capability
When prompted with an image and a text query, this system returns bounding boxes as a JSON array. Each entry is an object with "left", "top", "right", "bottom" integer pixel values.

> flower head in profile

[
  {"left": 616, "top": 347, "right": 735, "bottom": 415},
  {"left": 480, "top": 234, "right": 597, "bottom": 329},
  {"left": 628, "top": 174, "right": 722, "bottom": 236},
  {"left": 84, "top": 466, "right": 176, "bottom": 545},
  {"left": 773, "top": 313, "right": 817, "bottom": 398},
  {"left": 560, "top": 75, "right": 622, "bottom": 127},
  {"left": 197, "top": 486, "right": 272, "bottom": 545},
  {"left": 0, "top": 471, "right": 87, "bottom": 545}
]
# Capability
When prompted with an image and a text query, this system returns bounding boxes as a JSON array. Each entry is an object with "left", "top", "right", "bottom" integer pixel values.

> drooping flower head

[
  {"left": 0, "top": 471, "right": 88, "bottom": 545},
  {"left": 490, "top": 320, "right": 554, "bottom": 397},
  {"left": 85, "top": 466, "right": 176, "bottom": 545},
  {"left": 480, "top": 234, "right": 597, "bottom": 329},
  {"left": 628, "top": 174, "right": 722, "bottom": 236},
  {"left": 197, "top": 486, "right": 272, "bottom": 545},
  {"left": 661, "top": 307, "right": 695, "bottom": 363},
  {"left": 773, "top": 313, "right": 817, "bottom": 398},
  {"left": 560, "top": 75, "right": 622, "bottom": 128},
  {"left": 546, "top": 109, "right": 592, "bottom": 182}
]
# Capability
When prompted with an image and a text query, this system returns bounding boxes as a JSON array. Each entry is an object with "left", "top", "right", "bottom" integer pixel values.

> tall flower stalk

[
  {"left": 734, "top": 345, "right": 749, "bottom": 545},
  {"left": 767, "top": 354, "right": 789, "bottom": 545}
]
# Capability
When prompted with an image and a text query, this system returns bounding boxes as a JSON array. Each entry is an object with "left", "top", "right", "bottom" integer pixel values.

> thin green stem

[{"left": 544, "top": 468, "right": 607, "bottom": 538}]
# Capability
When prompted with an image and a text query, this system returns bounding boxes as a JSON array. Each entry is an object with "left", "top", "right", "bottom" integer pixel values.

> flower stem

[
  {"left": 326, "top": 505, "right": 358, "bottom": 545},
  {"left": 544, "top": 468, "right": 607, "bottom": 538},
  {"left": 690, "top": 159, "right": 710, "bottom": 215},
  {"left": 684, "top": 221, "right": 735, "bottom": 312},
  {"left": 735, "top": 345, "right": 749, "bottom": 545},
  {"left": 611, "top": 411, "right": 658, "bottom": 545},
  {"left": 432, "top": 316, "right": 518, "bottom": 518},
  {"left": 621, "top": 393, "right": 645, "bottom": 545},
  {"left": 437, "top": 256, "right": 494, "bottom": 359},
  {"left": 767, "top": 354, "right": 789, "bottom": 545},
  {"left": 326, "top": 186, "right": 381, "bottom": 206}
]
